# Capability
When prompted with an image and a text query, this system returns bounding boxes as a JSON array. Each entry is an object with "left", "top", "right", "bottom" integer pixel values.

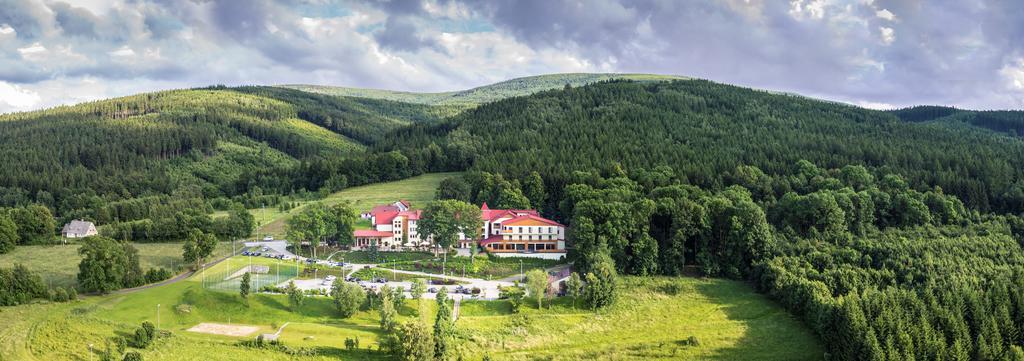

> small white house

[{"left": 61, "top": 220, "right": 97, "bottom": 238}]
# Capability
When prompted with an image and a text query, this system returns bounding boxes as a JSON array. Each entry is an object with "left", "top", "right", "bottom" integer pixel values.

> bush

[
  {"left": 51, "top": 287, "right": 69, "bottom": 302},
  {"left": 122, "top": 351, "right": 142, "bottom": 361},
  {"left": 113, "top": 336, "right": 127, "bottom": 354},
  {"left": 130, "top": 321, "right": 157, "bottom": 348},
  {"left": 144, "top": 268, "right": 173, "bottom": 284}
]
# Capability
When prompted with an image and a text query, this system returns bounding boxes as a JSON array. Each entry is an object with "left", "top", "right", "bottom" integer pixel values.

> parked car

[
  {"left": 428, "top": 287, "right": 438, "bottom": 293},
  {"left": 282, "top": 255, "right": 293, "bottom": 260},
  {"left": 263, "top": 235, "right": 273, "bottom": 241},
  {"left": 261, "top": 247, "right": 269, "bottom": 252},
  {"left": 335, "top": 262, "right": 345, "bottom": 267},
  {"left": 325, "top": 275, "right": 336, "bottom": 281}
]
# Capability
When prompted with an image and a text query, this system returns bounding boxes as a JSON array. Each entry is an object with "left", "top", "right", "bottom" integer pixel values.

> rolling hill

[
  {"left": 281, "top": 73, "right": 687, "bottom": 110},
  {"left": 382, "top": 78, "right": 1024, "bottom": 213}
]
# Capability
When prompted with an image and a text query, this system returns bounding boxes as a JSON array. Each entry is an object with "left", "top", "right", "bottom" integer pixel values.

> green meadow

[
  {"left": 0, "top": 241, "right": 235, "bottom": 288},
  {"left": 0, "top": 271, "right": 822, "bottom": 360}
]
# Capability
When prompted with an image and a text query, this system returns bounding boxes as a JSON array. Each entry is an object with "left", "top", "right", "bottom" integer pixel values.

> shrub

[
  {"left": 144, "top": 268, "right": 173, "bottom": 284},
  {"left": 51, "top": 287, "right": 69, "bottom": 302},
  {"left": 122, "top": 351, "right": 142, "bottom": 361},
  {"left": 113, "top": 336, "right": 127, "bottom": 354}
]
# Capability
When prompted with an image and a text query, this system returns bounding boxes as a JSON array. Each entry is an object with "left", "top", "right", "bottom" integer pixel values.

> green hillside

[
  {"left": 0, "top": 86, "right": 447, "bottom": 227},
  {"left": 384, "top": 79, "right": 1024, "bottom": 213},
  {"left": 281, "top": 73, "right": 686, "bottom": 109}
]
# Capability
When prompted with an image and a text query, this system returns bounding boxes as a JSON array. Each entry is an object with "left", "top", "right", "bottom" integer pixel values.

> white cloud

[
  {"left": 0, "top": 81, "right": 42, "bottom": 111},
  {"left": 17, "top": 43, "right": 47, "bottom": 55},
  {"left": 1000, "top": 57, "right": 1024, "bottom": 91},
  {"left": 879, "top": 26, "right": 895, "bottom": 45},
  {"left": 876, "top": 9, "right": 896, "bottom": 21},
  {"left": 108, "top": 46, "right": 136, "bottom": 58},
  {"left": 789, "top": 0, "right": 827, "bottom": 20},
  {"left": 0, "top": 24, "right": 15, "bottom": 35},
  {"left": 854, "top": 100, "right": 894, "bottom": 109}
]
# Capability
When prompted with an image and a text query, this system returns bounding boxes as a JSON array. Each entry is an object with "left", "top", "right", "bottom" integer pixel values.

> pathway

[{"left": 452, "top": 298, "right": 461, "bottom": 321}]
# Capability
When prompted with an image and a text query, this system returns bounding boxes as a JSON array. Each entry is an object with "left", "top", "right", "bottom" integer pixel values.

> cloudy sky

[{"left": 1, "top": 0, "right": 1023, "bottom": 113}]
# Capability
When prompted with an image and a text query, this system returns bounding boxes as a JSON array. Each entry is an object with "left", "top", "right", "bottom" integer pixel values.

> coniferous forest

[{"left": 5, "top": 76, "right": 1024, "bottom": 359}]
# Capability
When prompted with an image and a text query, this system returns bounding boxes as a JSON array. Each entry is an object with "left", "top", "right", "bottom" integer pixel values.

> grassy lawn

[
  {"left": 257, "top": 172, "right": 460, "bottom": 239},
  {"left": 456, "top": 277, "right": 824, "bottom": 360},
  {"left": 0, "top": 275, "right": 822, "bottom": 360},
  {"left": 0, "top": 241, "right": 235, "bottom": 288}
]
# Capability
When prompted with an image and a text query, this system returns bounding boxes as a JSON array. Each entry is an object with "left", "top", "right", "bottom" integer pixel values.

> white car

[
  {"left": 263, "top": 235, "right": 273, "bottom": 241},
  {"left": 325, "top": 275, "right": 336, "bottom": 281},
  {"left": 282, "top": 255, "right": 293, "bottom": 260}
]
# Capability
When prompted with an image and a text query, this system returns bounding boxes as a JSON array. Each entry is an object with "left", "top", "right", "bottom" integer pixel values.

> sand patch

[{"left": 186, "top": 322, "right": 261, "bottom": 337}]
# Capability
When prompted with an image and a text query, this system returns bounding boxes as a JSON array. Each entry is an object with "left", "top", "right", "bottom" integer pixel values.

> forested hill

[
  {"left": 281, "top": 73, "right": 686, "bottom": 111},
  {"left": 383, "top": 79, "right": 1024, "bottom": 214},
  {"left": 891, "top": 105, "right": 1024, "bottom": 138},
  {"left": 0, "top": 86, "right": 441, "bottom": 222}
]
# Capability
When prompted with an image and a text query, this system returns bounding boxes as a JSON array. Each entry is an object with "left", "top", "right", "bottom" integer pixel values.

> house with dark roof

[{"left": 61, "top": 220, "right": 97, "bottom": 238}]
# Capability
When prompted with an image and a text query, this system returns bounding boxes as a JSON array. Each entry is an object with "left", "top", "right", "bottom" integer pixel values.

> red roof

[
  {"left": 481, "top": 207, "right": 538, "bottom": 222},
  {"left": 374, "top": 210, "right": 401, "bottom": 225},
  {"left": 369, "top": 204, "right": 401, "bottom": 214},
  {"left": 502, "top": 214, "right": 565, "bottom": 227},
  {"left": 374, "top": 209, "right": 422, "bottom": 225},
  {"left": 399, "top": 210, "right": 421, "bottom": 220},
  {"left": 479, "top": 234, "right": 504, "bottom": 245},
  {"left": 399, "top": 200, "right": 411, "bottom": 207},
  {"left": 354, "top": 230, "right": 394, "bottom": 237}
]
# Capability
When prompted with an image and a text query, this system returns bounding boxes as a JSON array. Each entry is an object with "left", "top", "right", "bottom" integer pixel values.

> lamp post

[
  {"left": 88, "top": 344, "right": 93, "bottom": 361},
  {"left": 156, "top": 304, "right": 161, "bottom": 330},
  {"left": 520, "top": 260, "right": 524, "bottom": 281}
]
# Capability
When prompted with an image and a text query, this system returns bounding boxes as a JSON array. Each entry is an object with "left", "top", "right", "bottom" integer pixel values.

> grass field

[
  {"left": 0, "top": 274, "right": 822, "bottom": 360},
  {"left": 457, "top": 277, "right": 824, "bottom": 360},
  {"left": 257, "top": 172, "right": 460, "bottom": 238},
  {"left": 0, "top": 241, "right": 235, "bottom": 288}
]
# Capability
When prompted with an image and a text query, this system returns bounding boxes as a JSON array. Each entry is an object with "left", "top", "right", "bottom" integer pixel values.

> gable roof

[
  {"left": 374, "top": 210, "right": 401, "bottom": 225},
  {"left": 62, "top": 220, "right": 95, "bottom": 234},
  {"left": 480, "top": 205, "right": 539, "bottom": 222},
  {"left": 374, "top": 209, "right": 422, "bottom": 225},
  {"left": 501, "top": 214, "right": 565, "bottom": 227}
]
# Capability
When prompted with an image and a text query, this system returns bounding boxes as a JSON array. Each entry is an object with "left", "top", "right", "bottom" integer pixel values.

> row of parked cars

[{"left": 242, "top": 247, "right": 347, "bottom": 268}]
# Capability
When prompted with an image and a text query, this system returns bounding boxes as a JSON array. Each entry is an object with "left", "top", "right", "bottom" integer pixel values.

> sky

[{"left": 1, "top": 0, "right": 1023, "bottom": 113}]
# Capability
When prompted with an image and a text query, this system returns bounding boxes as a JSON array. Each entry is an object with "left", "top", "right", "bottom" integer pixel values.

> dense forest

[
  {"left": 6, "top": 74, "right": 1024, "bottom": 358},
  {"left": 376, "top": 79, "right": 1024, "bottom": 359}
]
